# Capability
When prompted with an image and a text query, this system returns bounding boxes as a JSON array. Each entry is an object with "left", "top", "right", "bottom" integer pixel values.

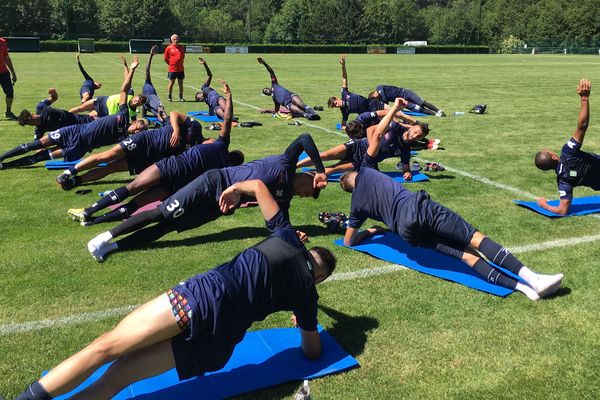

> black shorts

[
  {"left": 169, "top": 271, "right": 239, "bottom": 380},
  {"left": 120, "top": 140, "right": 152, "bottom": 176},
  {"left": 0, "top": 72, "right": 14, "bottom": 98},
  {"left": 93, "top": 96, "right": 109, "bottom": 117},
  {"left": 159, "top": 169, "right": 228, "bottom": 232},
  {"left": 168, "top": 71, "right": 185, "bottom": 80},
  {"left": 47, "top": 129, "right": 88, "bottom": 162},
  {"left": 399, "top": 190, "right": 477, "bottom": 247}
]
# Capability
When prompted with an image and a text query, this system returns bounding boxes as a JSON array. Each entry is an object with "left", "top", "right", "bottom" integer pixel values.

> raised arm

[
  {"left": 257, "top": 57, "right": 278, "bottom": 84},
  {"left": 120, "top": 55, "right": 130, "bottom": 80},
  {"left": 199, "top": 58, "right": 212, "bottom": 87},
  {"left": 367, "top": 98, "right": 403, "bottom": 158},
  {"left": 168, "top": 111, "right": 189, "bottom": 147},
  {"left": 340, "top": 55, "right": 348, "bottom": 89},
  {"left": 218, "top": 79, "right": 233, "bottom": 141},
  {"left": 219, "top": 179, "right": 280, "bottom": 220},
  {"left": 573, "top": 78, "right": 591, "bottom": 145},
  {"left": 145, "top": 45, "right": 157, "bottom": 80},
  {"left": 119, "top": 56, "right": 139, "bottom": 106}
]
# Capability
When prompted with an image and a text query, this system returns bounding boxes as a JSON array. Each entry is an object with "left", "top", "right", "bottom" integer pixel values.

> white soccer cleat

[
  {"left": 87, "top": 233, "right": 110, "bottom": 257},
  {"left": 531, "top": 273, "right": 564, "bottom": 298},
  {"left": 436, "top": 110, "right": 446, "bottom": 117}
]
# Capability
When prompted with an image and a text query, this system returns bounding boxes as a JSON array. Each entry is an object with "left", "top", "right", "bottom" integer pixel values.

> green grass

[{"left": 1, "top": 53, "right": 600, "bottom": 399}]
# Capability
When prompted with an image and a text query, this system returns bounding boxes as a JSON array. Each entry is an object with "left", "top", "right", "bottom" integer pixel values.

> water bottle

[{"left": 454, "top": 111, "right": 465, "bottom": 116}]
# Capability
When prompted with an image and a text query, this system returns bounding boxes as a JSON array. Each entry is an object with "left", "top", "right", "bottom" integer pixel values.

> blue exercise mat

[
  {"left": 401, "top": 110, "right": 429, "bottom": 117},
  {"left": 335, "top": 233, "right": 517, "bottom": 297},
  {"left": 45, "top": 160, "right": 107, "bottom": 170},
  {"left": 186, "top": 111, "right": 210, "bottom": 117},
  {"left": 146, "top": 116, "right": 163, "bottom": 126},
  {"left": 514, "top": 196, "right": 600, "bottom": 217},
  {"left": 44, "top": 325, "right": 358, "bottom": 400},
  {"left": 298, "top": 150, "right": 417, "bottom": 163},
  {"left": 327, "top": 171, "right": 428, "bottom": 183}
]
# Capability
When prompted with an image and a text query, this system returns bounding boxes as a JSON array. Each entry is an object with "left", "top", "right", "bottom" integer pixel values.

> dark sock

[
  {"left": 0, "top": 140, "right": 43, "bottom": 161},
  {"left": 478, "top": 237, "right": 524, "bottom": 274},
  {"left": 116, "top": 221, "right": 172, "bottom": 250},
  {"left": 109, "top": 207, "right": 163, "bottom": 238},
  {"left": 84, "top": 186, "right": 131, "bottom": 216},
  {"left": 473, "top": 259, "right": 517, "bottom": 289},
  {"left": 422, "top": 101, "right": 440, "bottom": 112},
  {"left": 15, "top": 380, "right": 52, "bottom": 400},
  {"left": 3, "top": 151, "right": 51, "bottom": 168},
  {"left": 93, "top": 201, "right": 141, "bottom": 224}
]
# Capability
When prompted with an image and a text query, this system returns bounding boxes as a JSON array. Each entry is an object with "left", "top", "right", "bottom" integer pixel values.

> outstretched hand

[
  {"left": 150, "top": 45, "right": 158, "bottom": 55},
  {"left": 218, "top": 79, "right": 230, "bottom": 95},
  {"left": 577, "top": 79, "right": 591, "bottom": 98},
  {"left": 393, "top": 97, "right": 407, "bottom": 109},
  {"left": 339, "top": 55, "right": 346, "bottom": 65},
  {"left": 219, "top": 185, "right": 241, "bottom": 214},
  {"left": 536, "top": 197, "right": 548, "bottom": 207},
  {"left": 130, "top": 56, "right": 140, "bottom": 70},
  {"left": 198, "top": 57, "right": 206, "bottom": 64},
  {"left": 257, "top": 57, "right": 265, "bottom": 64}
]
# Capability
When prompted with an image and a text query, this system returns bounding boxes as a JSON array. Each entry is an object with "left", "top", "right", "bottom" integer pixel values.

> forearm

[
  {"left": 203, "top": 64, "right": 212, "bottom": 86},
  {"left": 341, "top": 65, "right": 348, "bottom": 88},
  {"left": 222, "top": 90, "right": 233, "bottom": 135},
  {"left": 577, "top": 98, "right": 590, "bottom": 133},
  {"left": 325, "top": 161, "right": 353, "bottom": 175},
  {"left": 395, "top": 111, "right": 416, "bottom": 124},
  {"left": 232, "top": 180, "right": 279, "bottom": 220},
  {"left": 285, "top": 134, "right": 325, "bottom": 172},
  {"left": 263, "top": 62, "right": 276, "bottom": 80},
  {"left": 6, "top": 57, "right": 15, "bottom": 75}
]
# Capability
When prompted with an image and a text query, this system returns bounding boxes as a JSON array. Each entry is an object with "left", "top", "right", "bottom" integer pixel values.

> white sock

[
  {"left": 515, "top": 282, "right": 539, "bottom": 301},
  {"left": 99, "top": 231, "right": 113, "bottom": 242},
  {"left": 517, "top": 266, "right": 537, "bottom": 284}
]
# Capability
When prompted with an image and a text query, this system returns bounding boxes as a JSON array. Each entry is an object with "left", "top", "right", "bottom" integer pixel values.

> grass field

[{"left": 1, "top": 52, "right": 600, "bottom": 399}]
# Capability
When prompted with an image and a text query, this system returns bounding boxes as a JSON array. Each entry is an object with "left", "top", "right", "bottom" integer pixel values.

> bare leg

[
  {"left": 39, "top": 293, "right": 182, "bottom": 396},
  {"left": 80, "top": 159, "right": 130, "bottom": 184},
  {"left": 70, "top": 340, "right": 175, "bottom": 400},
  {"left": 126, "top": 164, "right": 162, "bottom": 195}
]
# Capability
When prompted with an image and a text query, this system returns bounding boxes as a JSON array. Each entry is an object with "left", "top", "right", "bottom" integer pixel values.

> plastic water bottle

[{"left": 454, "top": 111, "right": 465, "bottom": 116}]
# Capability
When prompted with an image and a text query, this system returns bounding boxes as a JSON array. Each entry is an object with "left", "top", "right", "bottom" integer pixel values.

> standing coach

[
  {"left": 0, "top": 36, "right": 17, "bottom": 120},
  {"left": 164, "top": 33, "right": 185, "bottom": 102}
]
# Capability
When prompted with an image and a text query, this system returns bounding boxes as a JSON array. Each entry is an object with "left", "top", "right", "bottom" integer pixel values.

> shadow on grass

[
  {"left": 545, "top": 286, "right": 571, "bottom": 299},
  {"left": 82, "top": 179, "right": 133, "bottom": 187},
  {"left": 425, "top": 173, "right": 455, "bottom": 180},
  {"left": 234, "top": 305, "right": 378, "bottom": 400},
  {"left": 133, "top": 224, "right": 333, "bottom": 251}
]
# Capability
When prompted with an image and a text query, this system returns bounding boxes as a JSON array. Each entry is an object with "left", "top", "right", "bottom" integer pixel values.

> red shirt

[
  {"left": 0, "top": 38, "right": 9, "bottom": 74},
  {"left": 164, "top": 43, "right": 185, "bottom": 73}
]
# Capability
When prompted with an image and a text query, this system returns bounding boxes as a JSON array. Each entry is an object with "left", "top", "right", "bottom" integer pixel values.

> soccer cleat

[
  {"left": 531, "top": 273, "right": 564, "bottom": 298},
  {"left": 435, "top": 110, "right": 446, "bottom": 117},
  {"left": 68, "top": 208, "right": 89, "bottom": 222},
  {"left": 4, "top": 111, "right": 17, "bottom": 120},
  {"left": 179, "top": 97, "right": 185, "bottom": 102},
  {"left": 168, "top": 96, "right": 173, "bottom": 102}
]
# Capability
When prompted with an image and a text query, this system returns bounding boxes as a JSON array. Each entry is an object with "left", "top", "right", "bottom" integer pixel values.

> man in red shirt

[
  {"left": 164, "top": 33, "right": 185, "bottom": 102},
  {"left": 0, "top": 37, "right": 17, "bottom": 120}
]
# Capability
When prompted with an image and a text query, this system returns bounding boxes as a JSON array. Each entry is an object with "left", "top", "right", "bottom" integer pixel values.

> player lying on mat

[
  {"left": 13, "top": 181, "right": 336, "bottom": 400},
  {"left": 257, "top": 57, "right": 320, "bottom": 120},
  {"left": 535, "top": 79, "right": 597, "bottom": 215},
  {"left": 194, "top": 58, "right": 228, "bottom": 119},
  {"left": 0, "top": 57, "right": 148, "bottom": 169},
  {"left": 368, "top": 84, "right": 445, "bottom": 117},
  {"left": 67, "top": 81, "right": 243, "bottom": 226},
  {"left": 56, "top": 111, "right": 204, "bottom": 190},
  {"left": 141, "top": 45, "right": 168, "bottom": 123},
  {"left": 297, "top": 100, "right": 428, "bottom": 180},
  {"left": 339, "top": 99, "right": 564, "bottom": 300},
  {"left": 17, "top": 88, "right": 94, "bottom": 140},
  {"left": 76, "top": 53, "right": 102, "bottom": 103},
  {"left": 327, "top": 56, "right": 387, "bottom": 129},
  {"left": 86, "top": 133, "right": 327, "bottom": 261}
]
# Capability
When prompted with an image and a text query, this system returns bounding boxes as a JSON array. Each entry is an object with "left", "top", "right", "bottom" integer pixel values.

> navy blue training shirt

[
  {"left": 34, "top": 106, "right": 93, "bottom": 139},
  {"left": 340, "top": 87, "right": 371, "bottom": 124},
  {"left": 556, "top": 137, "right": 600, "bottom": 199},
  {"left": 201, "top": 84, "right": 225, "bottom": 112},
  {"left": 272, "top": 83, "right": 294, "bottom": 108},
  {"left": 348, "top": 155, "right": 416, "bottom": 230},
  {"left": 79, "top": 104, "right": 130, "bottom": 150}
]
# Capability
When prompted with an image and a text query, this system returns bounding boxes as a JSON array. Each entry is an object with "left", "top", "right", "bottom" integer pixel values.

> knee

[{"left": 89, "top": 331, "right": 126, "bottom": 362}]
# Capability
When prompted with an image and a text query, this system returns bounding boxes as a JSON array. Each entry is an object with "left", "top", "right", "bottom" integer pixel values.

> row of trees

[{"left": 2, "top": 0, "right": 600, "bottom": 48}]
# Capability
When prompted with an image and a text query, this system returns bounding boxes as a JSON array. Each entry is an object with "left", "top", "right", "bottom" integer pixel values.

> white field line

[{"left": 4, "top": 230, "right": 600, "bottom": 336}]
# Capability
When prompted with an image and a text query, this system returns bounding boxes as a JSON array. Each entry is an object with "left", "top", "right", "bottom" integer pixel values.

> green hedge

[{"left": 39, "top": 40, "right": 489, "bottom": 54}]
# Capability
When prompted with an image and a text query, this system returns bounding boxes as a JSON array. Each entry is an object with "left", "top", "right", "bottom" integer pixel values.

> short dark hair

[
  {"left": 310, "top": 246, "right": 337, "bottom": 276},
  {"left": 367, "top": 91, "right": 377, "bottom": 99},
  {"left": 415, "top": 121, "right": 430, "bottom": 136},
  {"left": 195, "top": 91, "right": 203, "bottom": 102},
  {"left": 535, "top": 150, "right": 555, "bottom": 170},
  {"left": 228, "top": 150, "right": 244, "bottom": 166},
  {"left": 345, "top": 120, "right": 366, "bottom": 140},
  {"left": 327, "top": 97, "right": 338, "bottom": 108},
  {"left": 18, "top": 109, "right": 32, "bottom": 126}
]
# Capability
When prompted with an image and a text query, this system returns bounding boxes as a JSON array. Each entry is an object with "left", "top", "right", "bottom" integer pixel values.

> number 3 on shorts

[{"left": 166, "top": 199, "right": 184, "bottom": 218}]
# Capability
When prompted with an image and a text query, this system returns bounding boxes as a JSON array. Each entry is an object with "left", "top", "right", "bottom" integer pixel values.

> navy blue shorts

[
  {"left": 47, "top": 129, "right": 88, "bottom": 162},
  {"left": 369, "top": 99, "right": 386, "bottom": 112},
  {"left": 168, "top": 71, "right": 185, "bottom": 80},
  {"left": 93, "top": 96, "right": 109, "bottom": 117},
  {"left": 143, "top": 81, "right": 157, "bottom": 96},
  {"left": 170, "top": 270, "right": 239, "bottom": 380},
  {"left": 159, "top": 169, "right": 227, "bottom": 232},
  {"left": 145, "top": 94, "right": 163, "bottom": 116},
  {"left": 80, "top": 80, "right": 95, "bottom": 99},
  {"left": 398, "top": 190, "right": 477, "bottom": 247},
  {"left": 0, "top": 72, "right": 14, "bottom": 98},
  {"left": 281, "top": 93, "right": 296, "bottom": 109},
  {"left": 119, "top": 139, "right": 152, "bottom": 176}
]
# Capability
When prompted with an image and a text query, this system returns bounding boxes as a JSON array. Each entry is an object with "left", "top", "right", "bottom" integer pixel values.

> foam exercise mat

[
  {"left": 514, "top": 196, "right": 600, "bottom": 217},
  {"left": 45, "top": 160, "right": 107, "bottom": 170},
  {"left": 335, "top": 233, "right": 517, "bottom": 296},
  {"left": 44, "top": 325, "right": 359, "bottom": 399},
  {"left": 327, "top": 171, "right": 429, "bottom": 183}
]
